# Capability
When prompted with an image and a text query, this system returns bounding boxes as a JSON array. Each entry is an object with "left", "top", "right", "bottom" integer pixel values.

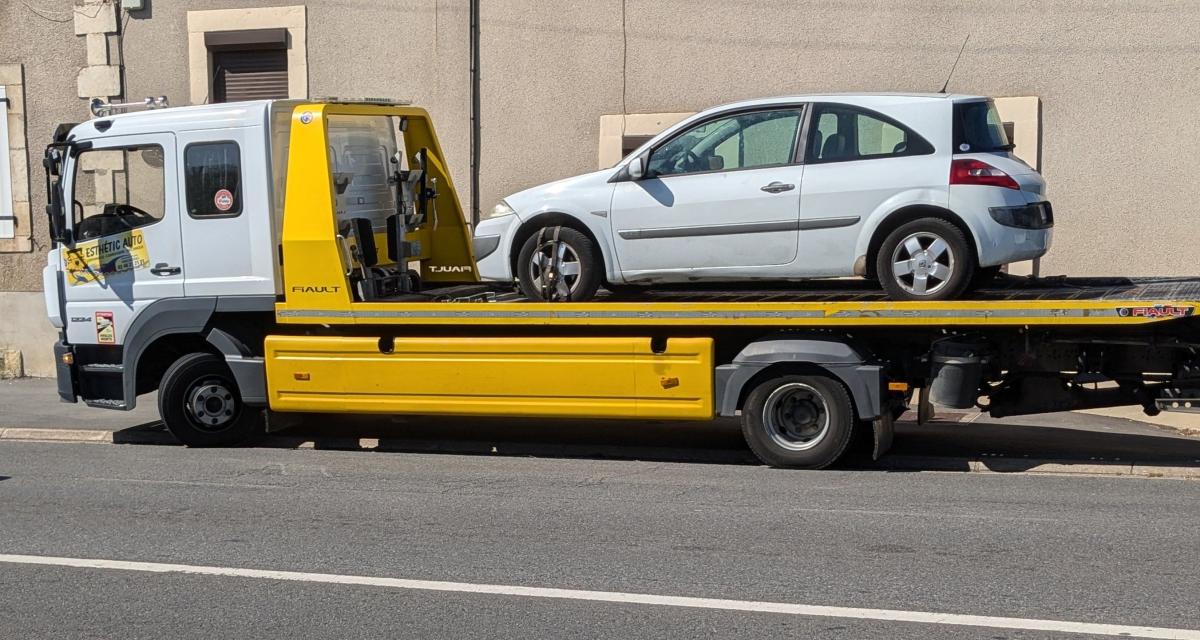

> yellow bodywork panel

[
  {"left": 264, "top": 336, "right": 714, "bottom": 420},
  {"left": 279, "top": 102, "right": 477, "bottom": 314}
]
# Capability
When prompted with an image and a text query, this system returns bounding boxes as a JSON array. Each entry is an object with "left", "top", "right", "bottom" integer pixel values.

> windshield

[{"left": 953, "top": 100, "right": 1011, "bottom": 153}]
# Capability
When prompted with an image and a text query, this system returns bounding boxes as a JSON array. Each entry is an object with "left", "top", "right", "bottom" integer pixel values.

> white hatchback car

[{"left": 473, "top": 93, "right": 1052, "bottom": 301}]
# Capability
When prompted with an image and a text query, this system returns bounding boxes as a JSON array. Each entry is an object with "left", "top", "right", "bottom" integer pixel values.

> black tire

[
  {"left": 158, "top": 353, "right": 263, "bottom": 447},
  {"left": 876, "top": 218, "right": 974, "bottom": 301},
  {"left": 741, "top": 373, "right": 856, "bottom": 469},
  {"left": 516, "top": 226, "right": 602, "bottom": 301}
]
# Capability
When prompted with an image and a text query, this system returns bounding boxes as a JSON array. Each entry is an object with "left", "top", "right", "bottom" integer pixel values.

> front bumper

[{"left": 473, "top": 214, "right": 519, "bottom": 282}]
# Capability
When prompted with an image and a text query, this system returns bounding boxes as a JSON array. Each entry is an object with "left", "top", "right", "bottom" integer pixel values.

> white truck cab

[
  {"left": 42, "top": 98, "right": 474, "bottom": 416},
  {"left": 43, "top": 100, "right": 289, "bottom": 409}
]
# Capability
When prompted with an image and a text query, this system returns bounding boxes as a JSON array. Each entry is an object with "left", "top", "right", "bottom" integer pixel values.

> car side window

[
  {"left": 648, "top": 108, "right": 803, "bottom": 178},
  {"left": 808, "top": 104, "right": 933, "bottom": 163},
  {"left": 72, "top": 145, "right": 166, "bottom": 241},
  {"left": 185, "top": 142, "right": 242, "bottom": 217}
]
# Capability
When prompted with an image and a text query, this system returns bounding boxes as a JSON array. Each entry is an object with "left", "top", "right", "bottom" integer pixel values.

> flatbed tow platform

[{"left": 277, "top": 276, "right": 1200, "bottom": 328}]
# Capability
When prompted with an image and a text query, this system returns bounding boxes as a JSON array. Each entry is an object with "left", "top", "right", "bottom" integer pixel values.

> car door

[
  {"left": 796, "top": 103, "right": 943, "bottom": 276},
  {"left": 60, "top": 133, "right": 184, "bottom": 346},
  {"left": 609, "top": 107, "right": 805, "bottom": 278}
]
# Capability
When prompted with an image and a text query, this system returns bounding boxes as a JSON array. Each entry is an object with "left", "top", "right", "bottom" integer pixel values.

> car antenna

[{"left": 939, "top": 34, "right": 970, "bottom": 94}]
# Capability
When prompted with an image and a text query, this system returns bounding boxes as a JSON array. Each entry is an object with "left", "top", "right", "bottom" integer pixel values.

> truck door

[
  {"left": 60, "top": 133, "right": 184, "bottom": 346},
  {"left": 176, "top": 127, "right": 275, "bottom": 297}
]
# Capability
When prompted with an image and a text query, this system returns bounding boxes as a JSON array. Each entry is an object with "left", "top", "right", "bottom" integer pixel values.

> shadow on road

[{"left": 110, "top": 414, "right": 1200, "bottom": 472}]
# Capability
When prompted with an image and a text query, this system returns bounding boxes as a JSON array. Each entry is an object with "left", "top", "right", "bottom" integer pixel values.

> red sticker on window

[{"left": 213, "top": 189, "right": 234, "bottom": 212}]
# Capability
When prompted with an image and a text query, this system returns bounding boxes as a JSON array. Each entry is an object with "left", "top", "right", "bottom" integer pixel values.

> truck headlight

[{"left": 484, "top": 200, "right": 516, "bottom": 221}]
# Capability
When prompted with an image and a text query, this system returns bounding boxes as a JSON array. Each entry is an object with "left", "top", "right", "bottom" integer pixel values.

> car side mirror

[{"left": 627, "top": 154, "right": 646, "bottom": 181}]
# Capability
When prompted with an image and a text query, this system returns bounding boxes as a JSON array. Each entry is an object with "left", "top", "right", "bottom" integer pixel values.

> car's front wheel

[
  {"left": 876, "top": 218, "right": 974, "bottom": 301},
  {"left": 516, "top": 226, "right": 602, "bottom": 301}
]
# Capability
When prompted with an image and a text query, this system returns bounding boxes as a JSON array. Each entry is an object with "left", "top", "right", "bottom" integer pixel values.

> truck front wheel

[
  {"left": 158, "top": 353, "right": 263, "bottom": 447},
  {"left": 741, "top": 373, "right": 856, "bottom": 469}
]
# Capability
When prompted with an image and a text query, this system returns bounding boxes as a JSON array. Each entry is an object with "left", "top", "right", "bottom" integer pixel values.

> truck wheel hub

[
  {"left": 763, "top": 383, "right": 830, "bottom": 451},
  {"left": 188, "top": 382, "right": 237, "bottom": 430}
]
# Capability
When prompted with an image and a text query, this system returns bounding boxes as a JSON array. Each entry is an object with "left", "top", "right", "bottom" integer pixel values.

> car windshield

[{"left": 953, "top": 100, "right": 1011, "bottom": 153}]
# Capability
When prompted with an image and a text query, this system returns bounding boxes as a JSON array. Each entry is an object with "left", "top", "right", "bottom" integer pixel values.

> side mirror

[{"left": 627, "top": 154, "right": 646, "bottom": 181}]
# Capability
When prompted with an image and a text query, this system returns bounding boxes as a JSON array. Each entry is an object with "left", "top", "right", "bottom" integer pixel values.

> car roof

[{"left": 712, "top": 92, "right": 986, "bottom": 111}]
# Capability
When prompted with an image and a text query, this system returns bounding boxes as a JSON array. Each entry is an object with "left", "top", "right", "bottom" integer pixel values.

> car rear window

[{"left": 953, "top": 100, "right": 1012, "bottom": 153}]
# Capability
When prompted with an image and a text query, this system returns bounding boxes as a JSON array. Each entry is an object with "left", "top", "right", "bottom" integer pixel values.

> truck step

[
  {"left": 83, "top": 398, "right": 127, "bottom": 410},
  {"left": 79, "top": 363, "right": 124, "bottom": 374}
]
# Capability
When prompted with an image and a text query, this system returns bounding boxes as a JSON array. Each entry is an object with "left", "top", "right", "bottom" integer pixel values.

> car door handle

[
  {"left": 760, "top": 182, "right": 795, "bottom": 194},
  {"left": 150, "top": 263, "right": 181, "bottom": 276}
]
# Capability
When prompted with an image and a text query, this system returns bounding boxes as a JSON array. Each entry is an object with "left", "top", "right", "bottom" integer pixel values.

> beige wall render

[
  {"left": 185, "top": 5, "right": 308, "bottom": 104},
  {"left": 478, "top": 0, "right": 1200, "bottom": 279}
]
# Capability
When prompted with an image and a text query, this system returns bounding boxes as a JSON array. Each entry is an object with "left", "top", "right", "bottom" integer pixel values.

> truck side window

[
  {"left": 73, "top": 145, "right": 166, "bottom": 241},
  {"left": 185, "top": 142, "right": 242, "bottom": 217}
]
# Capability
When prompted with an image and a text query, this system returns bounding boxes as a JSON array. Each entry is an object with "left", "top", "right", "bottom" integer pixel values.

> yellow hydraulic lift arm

[{"left": 277, "top": 102, "right": 476, "bottom": 316}]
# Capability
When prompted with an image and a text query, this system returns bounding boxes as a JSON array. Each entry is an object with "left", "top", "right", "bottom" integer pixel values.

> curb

[
  {"left": 2, "top": 425, "right": 1198, "bottom": 478},
  {"left": 0, "top": 428, "right": 113, "bottom": 443}
]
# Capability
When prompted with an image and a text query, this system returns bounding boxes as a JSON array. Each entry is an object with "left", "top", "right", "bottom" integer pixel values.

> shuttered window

[{"left": 212, "top": 49, "right": 288, "bottom": 102}]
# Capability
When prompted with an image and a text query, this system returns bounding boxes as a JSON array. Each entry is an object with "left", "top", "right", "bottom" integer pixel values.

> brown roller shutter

[{"left": 212, "top": 49, "right": 288, "bottom": 103}]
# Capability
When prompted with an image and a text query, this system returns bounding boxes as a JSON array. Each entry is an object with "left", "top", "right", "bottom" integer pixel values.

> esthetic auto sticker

[{"left": 64, "top": 229, "right": 151, "bottom": 286}]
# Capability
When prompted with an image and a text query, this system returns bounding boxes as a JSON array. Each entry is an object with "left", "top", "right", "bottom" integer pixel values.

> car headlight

[{"left": 484, "top": 200, "right": 516, "bottom": 221}]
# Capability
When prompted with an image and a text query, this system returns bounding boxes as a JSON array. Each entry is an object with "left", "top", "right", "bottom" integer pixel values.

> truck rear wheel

[
  {"left": 158, "top": 353, "right": 262, "bottom": 447},
  {"left": 741, "top": 373, "right": 855, "bottom": 469}
]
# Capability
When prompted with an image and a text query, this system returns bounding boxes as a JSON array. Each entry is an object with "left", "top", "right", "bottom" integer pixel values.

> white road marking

[{"left": 1, "top": 553, "right": 1196, "bottom": 639}]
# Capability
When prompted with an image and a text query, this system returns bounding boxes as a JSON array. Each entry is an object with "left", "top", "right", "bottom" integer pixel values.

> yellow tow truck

[{"left": 42, "top": 99, "right": 1200, "bottom": 468}]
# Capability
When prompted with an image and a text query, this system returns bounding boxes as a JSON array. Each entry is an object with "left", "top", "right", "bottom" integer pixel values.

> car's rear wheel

[
  {"left": 516, "top": 226, "right": 601, "bottom": 301},
  {"left": 876, "top": 218, "right": 973, "bottom": 301}
]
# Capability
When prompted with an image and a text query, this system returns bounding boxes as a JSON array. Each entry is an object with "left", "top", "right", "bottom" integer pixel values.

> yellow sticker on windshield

[{"left": 65, "top": 229, "right": 151, "bottom": 286}]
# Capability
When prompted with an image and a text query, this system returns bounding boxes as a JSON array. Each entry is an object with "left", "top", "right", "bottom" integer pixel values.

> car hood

[{"left": 504, "top": 168, "right": 618, "bottom": 215}]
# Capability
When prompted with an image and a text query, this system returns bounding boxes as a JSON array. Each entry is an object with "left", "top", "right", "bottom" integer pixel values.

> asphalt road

[{"left": 1, "top": 441, "right": 1198, "bottom": 639}]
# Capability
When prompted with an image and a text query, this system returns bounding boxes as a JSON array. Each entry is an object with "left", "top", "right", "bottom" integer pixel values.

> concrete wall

[
  {"left": 0, "top": 292, "right": 59, "bottom": 377},
  {"left": 2, "top": 0, "right": 1199, "bottom": 375},
  {"left": 475, "top": 0, "right": 1200, "bottom": 277}
]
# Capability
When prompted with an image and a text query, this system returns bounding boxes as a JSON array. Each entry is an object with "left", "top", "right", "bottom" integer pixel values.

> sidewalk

[{"left": 3, "top": 378, "right": 1198, "bottom": 476}]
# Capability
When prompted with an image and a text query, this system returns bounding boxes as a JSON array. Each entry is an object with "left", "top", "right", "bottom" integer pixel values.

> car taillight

[{"left": 950, "top": 159, "right": 1020, "bottom": 190}]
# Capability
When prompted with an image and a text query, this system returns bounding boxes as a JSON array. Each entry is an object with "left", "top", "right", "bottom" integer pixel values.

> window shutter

[
  {"left": 212, "top": 49, "right": 288, "bottom": 103},
  {"left": 0, "top": 85, "right": 13, "bottom": 239}
]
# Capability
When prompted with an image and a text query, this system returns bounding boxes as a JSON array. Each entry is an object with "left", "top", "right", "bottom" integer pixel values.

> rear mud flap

[{"left": 872, "top": 410, "right": 894, "bottom": 460}]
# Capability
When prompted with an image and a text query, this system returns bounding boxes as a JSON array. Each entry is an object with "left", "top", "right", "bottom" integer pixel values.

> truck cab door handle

[
  {"left": 761, "top": 182, "right": 795, "bottom": 194},
  {"left": 150, "top": 263, "right": 181, "bottom": 276}
]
